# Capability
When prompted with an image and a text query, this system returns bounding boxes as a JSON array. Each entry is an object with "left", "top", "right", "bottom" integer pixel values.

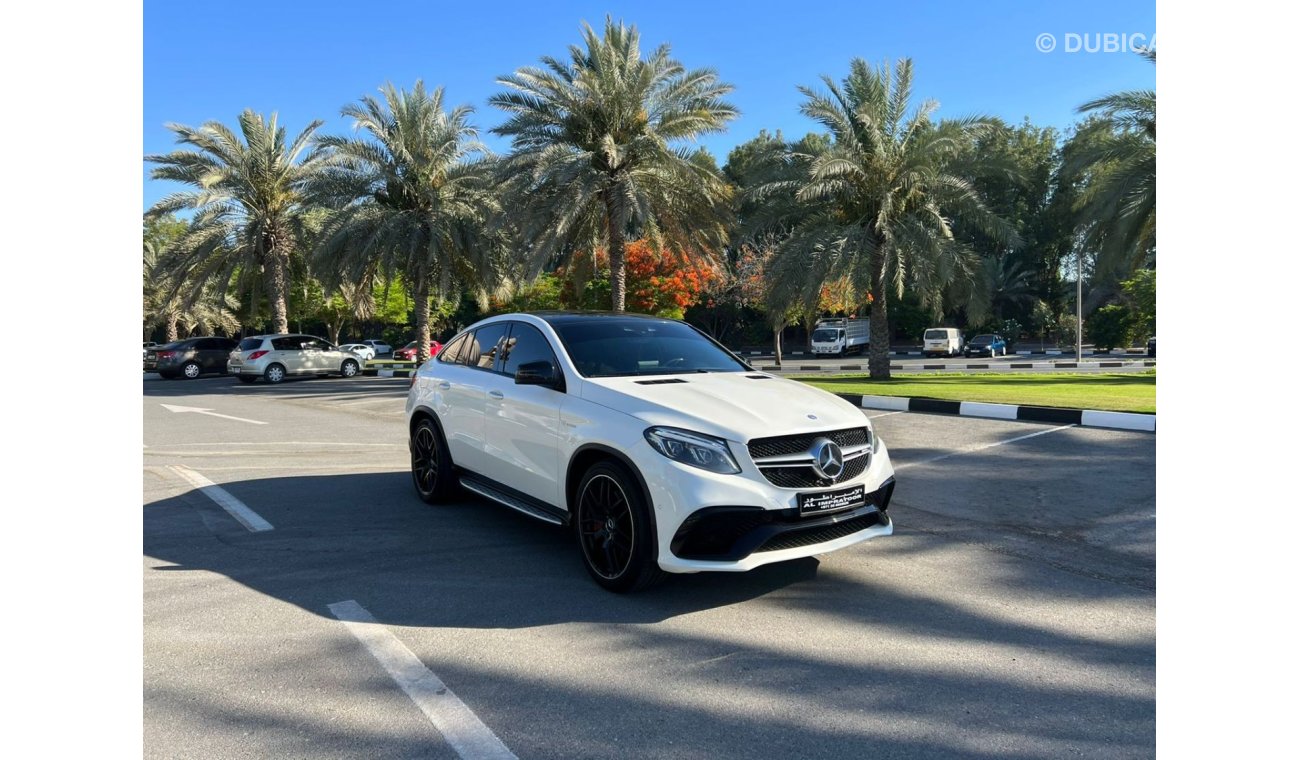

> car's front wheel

[
  {"left": 340, "top": 359, "right": 359, "bottom": 378},
  {"left": 575, "top": 461, "right": 664, "bottom": 593},
  {"left": 410, "top": 416, "right": 456, "bottom": 504}
]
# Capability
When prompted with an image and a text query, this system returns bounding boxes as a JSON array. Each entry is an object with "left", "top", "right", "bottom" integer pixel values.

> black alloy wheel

[
  {"left": 575, "top": 461, "right": 664, "bottom": 592},
  {"left": 410, "top": 417, "right": 455, "bottom": 503}
]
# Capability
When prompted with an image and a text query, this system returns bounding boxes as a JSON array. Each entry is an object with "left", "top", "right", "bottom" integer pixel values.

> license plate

[{"left": 798, "top": 485, "right": 866, "bottom": 516}]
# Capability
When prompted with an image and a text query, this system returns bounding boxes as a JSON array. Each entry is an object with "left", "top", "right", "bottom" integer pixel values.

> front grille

[
  {"left": 755, "top": 510, "right": 884, "bottom": 553},
  {"left": 747, "top": 427, "right": 869, "bottom": 460},
  {"left": 758, "top": 452, "right": 870, "bottom": 489}
]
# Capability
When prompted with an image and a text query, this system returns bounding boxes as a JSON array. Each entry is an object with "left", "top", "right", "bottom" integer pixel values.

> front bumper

[{"left": 645, "top": 436, "right": 897, "bottom": 573}]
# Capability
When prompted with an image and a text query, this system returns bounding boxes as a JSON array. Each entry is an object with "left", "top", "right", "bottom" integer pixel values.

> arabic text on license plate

[{"left": 798, "top": 485, "right": 866, "bottom": 516}]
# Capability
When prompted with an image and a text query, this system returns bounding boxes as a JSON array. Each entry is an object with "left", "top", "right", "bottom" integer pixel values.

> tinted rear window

[
  {"left": 238, "top": 338, "right": 263, "bottom": 351},
  {"left": 924, "top": 330, "right": 950, "bottom": 340}
]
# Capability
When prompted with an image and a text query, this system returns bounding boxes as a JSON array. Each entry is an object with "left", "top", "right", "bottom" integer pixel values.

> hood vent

[
  {"left": 634, "top": 378, "right": 689, "bottom": 385},
  {"left": 746, "top": 374, "right": 774, "bottom": 379}
]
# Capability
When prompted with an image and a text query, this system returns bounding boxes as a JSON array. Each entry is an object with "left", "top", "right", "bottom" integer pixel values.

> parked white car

[
  {"left": 361, "top": 339, "right": 393, "bottom": 357},
  {"left": 227, "top": 334, "right": 363, "bottom": 383},
  {"left": 406, "top": 312, "right": 896, "bottom": 592},
  {"left": 338, "top": 343, "right": 376, "bottom": 361}
]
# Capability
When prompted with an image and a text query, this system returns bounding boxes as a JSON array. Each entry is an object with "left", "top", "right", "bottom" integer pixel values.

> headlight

[{"left": 644, "top": 427, "right": 741, "bottom": 474}]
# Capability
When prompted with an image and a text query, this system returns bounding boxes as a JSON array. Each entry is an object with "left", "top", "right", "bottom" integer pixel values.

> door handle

[
  {"left": 488, "top": 390, "right": 505, "bottom": 399},
  {"left": 438, "top": 381, "right": 451, "bottom": 390}
]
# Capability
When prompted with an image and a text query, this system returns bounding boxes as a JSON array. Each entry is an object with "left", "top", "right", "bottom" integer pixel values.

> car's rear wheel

[
  {"left": 237, "top": 375, "right": 256, "bottom": 384},
  {"left": 575, "top": 461, "right": 664, "bottom": 593},
  {"left": 264, "top": 363, "right": 286, "bottom": 384},
  {"left": 181, "top": 361, "right": 202, "bottom": 379},
  {"left": 410, "top": 416, "right": 456, "bottom": 504},
  {"left": 340, "top": 359, "right": 359, "bottom": 378}
]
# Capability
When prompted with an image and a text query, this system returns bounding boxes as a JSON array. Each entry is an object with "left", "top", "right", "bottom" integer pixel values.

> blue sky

[{"left": 143, "top": 0, "right": 1155, "bottom": 210}]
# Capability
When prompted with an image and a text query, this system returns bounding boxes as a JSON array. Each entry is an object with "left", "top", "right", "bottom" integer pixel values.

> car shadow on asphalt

[{"left": 145, "top": 468, "right": 1154, "bottom": 757}]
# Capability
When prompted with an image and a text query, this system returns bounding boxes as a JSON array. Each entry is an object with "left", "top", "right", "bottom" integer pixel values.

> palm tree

[
  {"left": 309, "top": 82, "right": 500, "bottom": 362},
  {"left": 146, "top": 110, "right": 328, "bottom": 334},
  {"left": 965, "top": 254, "right": 1037, "bottom": 325},
  {"left": 1064, "top": 50, "right": 1156, "bottom": 279},
  {"left": 753, "top": 59, "right": 1016, "bottom": 379},
  {"left": 490, "top": 17, "right": 737, "bottom": 311},
  {"left": 144, "top": 234, "right": 240, "bottom": 341}
]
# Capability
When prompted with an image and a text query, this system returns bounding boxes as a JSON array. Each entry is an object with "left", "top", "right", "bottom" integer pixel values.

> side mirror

[{"left": 515, "top": 360, "right": 564, "bottom": 391}]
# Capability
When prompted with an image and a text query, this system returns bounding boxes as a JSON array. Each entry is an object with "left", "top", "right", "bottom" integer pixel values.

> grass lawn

[{"left": 799, "top": 371, "right": 1156, "bottom": 414}]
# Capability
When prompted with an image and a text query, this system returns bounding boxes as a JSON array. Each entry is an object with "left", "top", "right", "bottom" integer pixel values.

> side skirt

[{"left": 458, "top": 471, "right": 570, "bottom": 527}]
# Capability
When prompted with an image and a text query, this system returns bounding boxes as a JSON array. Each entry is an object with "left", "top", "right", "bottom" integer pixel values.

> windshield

[
  {"left": 553, "top": 318, "right": 748, "bottom": 378},
  {"left": 971, "top": 335, "right": 995, "bottom": 344},
  {"left": 811, "top": 329, "right": 840, "bottom": 342},
  {"left": 925, "top": 330, "right": 949, "bottom": 340}
]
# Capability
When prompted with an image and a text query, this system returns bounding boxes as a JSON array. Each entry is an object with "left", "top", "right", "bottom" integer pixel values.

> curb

[
  {"left": 757, "top": 360, "right": 1154, "bottom": 372},
  {"left": 737, "top": 349, "right": 1149, "bottom": 358},
  {"left": 362, "top": 368, "right": 414, "bottom": 378},
  {"left": 838, "top": 393, "right": 1155, "bottom": 432}
]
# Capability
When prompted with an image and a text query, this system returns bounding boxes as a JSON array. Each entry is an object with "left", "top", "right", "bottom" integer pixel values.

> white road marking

[
  {"left": 895, "top": 423, "right": 1077, "bottom": 470},
  {"left": 863, "top": 410, "right": 903, "bottom": 420},
  {"left": 168, "top": 465, "right": 274, "bottom": 532},
  {"left": 160, "top": 403, "right": 267, "bottom": 425},
  {"left": 328, "top": 600, "right": 517, "bottom": 760}
]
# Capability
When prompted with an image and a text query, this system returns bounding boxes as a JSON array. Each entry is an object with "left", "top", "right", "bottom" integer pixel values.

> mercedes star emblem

[{"left": 811, "top": 438, "right": 845, "bottom": 480}]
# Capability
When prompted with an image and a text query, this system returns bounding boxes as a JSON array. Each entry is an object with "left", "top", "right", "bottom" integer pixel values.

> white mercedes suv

[{"left": 405, "top": 312, "right": 895, "bottom": 591}]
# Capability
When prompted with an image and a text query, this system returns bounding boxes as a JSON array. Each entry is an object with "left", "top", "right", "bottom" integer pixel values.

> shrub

[
  {"left": 1000, "top": 319, "right": 1023, "bottom": 348},
  {"left": 1086, "top": 304, "right": 1137, "bottom": 350}
]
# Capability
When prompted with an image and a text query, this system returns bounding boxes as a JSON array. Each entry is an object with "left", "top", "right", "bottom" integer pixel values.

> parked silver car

[{"left": 228, "top": 334, "right": 362, "bottom": 384}]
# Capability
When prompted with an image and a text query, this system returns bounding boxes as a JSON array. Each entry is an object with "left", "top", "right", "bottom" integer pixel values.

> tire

[
  {"left": 340, "top": 359, "right": 359, "bottom": 378},
  {"left": 575, "top": 460, "right": 664, "bottom": 592},
  {"left": 181, "top": 361, "right": 202, "bottom": 380},
  {"left": 264, "top": 363, "right": 287, "bottom": 384},
  {"left": 237, "top": 375, "right": 256, "bottom": 384},
  {"left": 410, "top": 416, "right": 457, "bottom": 504}
]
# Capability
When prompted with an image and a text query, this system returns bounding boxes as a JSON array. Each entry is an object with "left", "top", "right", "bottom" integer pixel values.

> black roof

[{"left": 524, "top": 310, "right": 677, "bottom": 325}]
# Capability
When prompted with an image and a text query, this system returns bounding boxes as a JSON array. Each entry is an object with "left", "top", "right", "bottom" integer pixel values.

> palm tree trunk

[
  {"left": 413, "top": 272, "right": 431, "bottom": 364},
  {"left": 266, "top": 239, "right": 290, "bottom": 334},
  {"left": 165, "top": 315, "right": 178, "bottom": 343},
  {"left": 604, "top": 191, "right": 627, "bottom": 312},
  {"left": 868, "top": 249, "right": 891, "bottom": 380}
]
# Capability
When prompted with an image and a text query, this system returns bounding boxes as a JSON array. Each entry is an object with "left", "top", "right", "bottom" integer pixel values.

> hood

[{"left": 579, "top": 372, "right": 866, "bottom": 443}]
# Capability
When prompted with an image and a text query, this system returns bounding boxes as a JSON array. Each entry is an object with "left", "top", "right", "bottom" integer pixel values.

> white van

[{"left": 923, "top": 327, "right": 964, "bottom": 358}]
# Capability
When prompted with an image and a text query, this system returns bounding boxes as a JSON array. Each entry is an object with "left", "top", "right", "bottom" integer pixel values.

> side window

[
  {"left": 438, "top": 333, "right": 470, "bottom": 365},
  {"left": 194, "top": 338, "right": 216, "bottom": 350},
  {"left": 271, "top": 336, "right": 302, "bottom": 351},
  {"left": 465, "top": 323, "right": 509, "bottom": 371},
  {"left": 501, "top": 323, "right": 560, "bottom": 377},
  {"left": 301, "top": 337, "right": 328, "bottom": 351}
]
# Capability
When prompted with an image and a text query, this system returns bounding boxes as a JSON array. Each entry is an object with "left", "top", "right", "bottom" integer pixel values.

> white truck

[{"left": 810, "top": 318, "right": 870, "bottom": 356}]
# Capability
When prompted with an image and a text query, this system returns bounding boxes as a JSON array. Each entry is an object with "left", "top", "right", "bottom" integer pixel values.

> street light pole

[{"left": 1076, "top": 248, "right": 1084, "bottom": 359}]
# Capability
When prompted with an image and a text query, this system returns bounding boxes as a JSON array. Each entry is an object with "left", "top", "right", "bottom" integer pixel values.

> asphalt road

[{"left": 144, "top": 374, "right": 1155, "bottom": 759}]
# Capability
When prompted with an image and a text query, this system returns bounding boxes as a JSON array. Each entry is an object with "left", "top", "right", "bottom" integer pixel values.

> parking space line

[
  {"left": 863, "top": 410, "right": 903, "bottom": 420},
  {"left": 328, "top": 600, "right": 517, "bottom": 760},
  {"left": 895, "top": 423, "right": 1077, "bottom": 470},
  {"left": 169, "top": 465, "right": 275, "bottom": 532}
]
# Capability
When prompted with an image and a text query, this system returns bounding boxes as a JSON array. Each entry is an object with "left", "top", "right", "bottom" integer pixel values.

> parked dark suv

[{"left": 146, "top": 337, "right": 239, "bottom": 379}]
